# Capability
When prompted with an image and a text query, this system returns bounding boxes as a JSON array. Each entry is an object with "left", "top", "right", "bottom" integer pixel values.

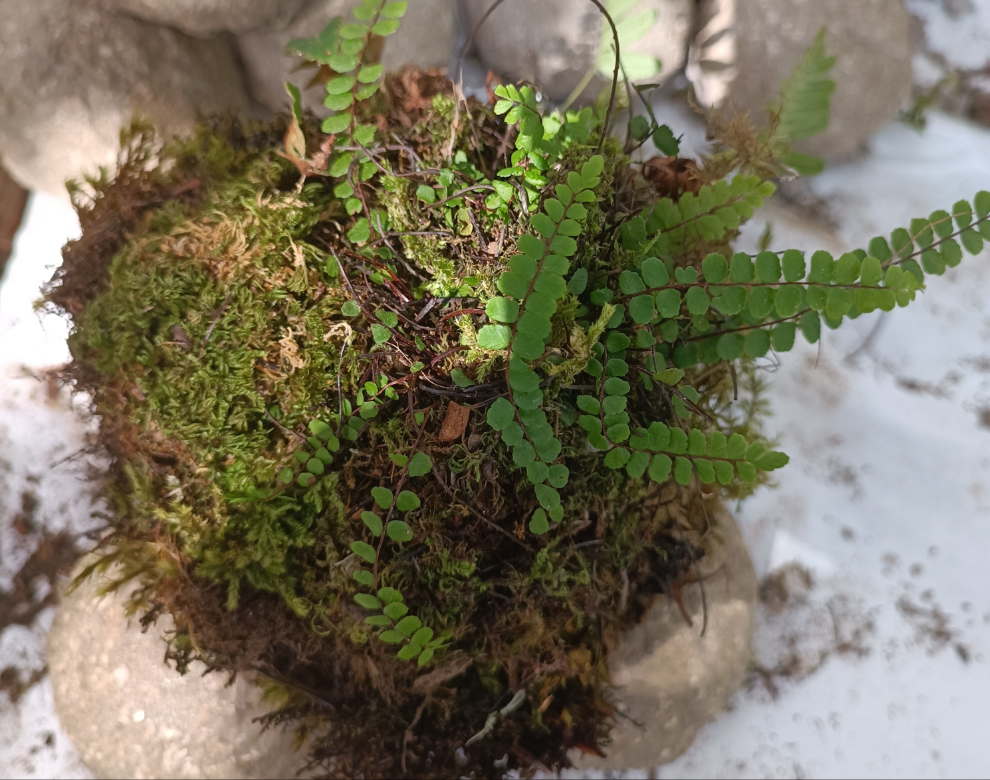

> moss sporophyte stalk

[{"left": 45, "top": 2, "right": 990, "bottom": 777}]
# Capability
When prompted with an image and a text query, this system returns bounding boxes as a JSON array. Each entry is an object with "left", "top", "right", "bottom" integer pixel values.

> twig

[
  {"left": 368, "top": 229, "right": 453, "bottom": 247},
  {"left": 464, "top": 689, "right": 527, "bottom": 748},
  {"left": 424, "top": 185, "right": 497, "bottom": 210},
  {"left": 47, "top": 447, "right": 89, "bottom": 470},
  {"left": 200, "top": 293, "right": 232, "bottom": 355},
  {"left": 264, "top": 408, "right": 307, "bottom": 443},
  {"left": 401, "top": 698, "right": 429, "bottom": 775}
]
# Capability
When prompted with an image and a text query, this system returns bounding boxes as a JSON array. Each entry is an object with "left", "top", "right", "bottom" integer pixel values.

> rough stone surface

[
  {"left": 96, "top": 0, "right": 310, "bottom": 35},
  {"left": 0, "top": 0, "right": 249, "bottom": 199},
  {"left": 238, "top": 0, "right": 455, "bottom": 116},
  {"left": 47, "top": 571, "right": 305, "bottom": 780},
  {"left": 570, "top": 509, "right": 757, "bottom": 771},
  {"left": 461, "top": 0, "right": 694, "bottom": 104},
  {"left": 46, "top": 514, "right": 752, "bottom": 778},
  {"left": 687, "top": 0, "right": 913, "bottom": 160}
]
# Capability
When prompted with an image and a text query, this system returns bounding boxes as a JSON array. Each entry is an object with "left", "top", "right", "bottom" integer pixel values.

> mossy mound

[{"left": 48, "top": 71, "right": 767, "bottom": 778}]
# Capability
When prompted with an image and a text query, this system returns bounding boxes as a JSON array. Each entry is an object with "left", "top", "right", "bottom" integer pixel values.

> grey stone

[
  {"left": 570, "top": 508, "right": 757, "bottom": 770},
  {"left": 47, "top": 571, "right": 304, "bottom": 780},
  {"left": 0, "top": 0, "right": 249, "bottom": 199},
  {"left": 460, "top": 0, "right": 694, "bottom": 104},
  {"left": 238, "top": 0, "right": 455, "bottom": 117},
  {"left": 687, "top": 0, "right": 913, "bottom": 160},
  {"left": 95, "top": 0, "right": 310, "bottom": 35}
]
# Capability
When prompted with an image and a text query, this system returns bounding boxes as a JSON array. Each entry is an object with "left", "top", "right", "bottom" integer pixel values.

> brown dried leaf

[
  {"left": 279, "top": 117, "right": 314, "bottom": 177},
  {"left": 643, "top": 156, "right": 701, "bottom": 199},
  {"left": 309, "top": 134, "right": 336, "bottom": 173},
  {"left": 438, "top": 401, "right": 470, "bottom": 442}
]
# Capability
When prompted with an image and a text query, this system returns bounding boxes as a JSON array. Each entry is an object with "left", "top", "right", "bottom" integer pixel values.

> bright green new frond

[
  {"left": 771, "top": 28, "right": 836, "bottom": 142},
  {"left": 766, "top": 28, "right": 836, "bottom": 175}
]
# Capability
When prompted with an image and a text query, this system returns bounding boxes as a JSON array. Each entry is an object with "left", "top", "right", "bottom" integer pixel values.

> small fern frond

[
  {"left": 771, "top": 28, "right": 836, "bottom": 143},
  {"left": 765, "top": 28, "right": 836, "bottom": 175},
  {"left": 483, "top": 155, "right": 604, "bottom": 534},
  {"left": 633, "top": 175, "right": 775, "bottom": 257},
  {"left": 283, "top": 0, "right": 407, "bottom": 187}
]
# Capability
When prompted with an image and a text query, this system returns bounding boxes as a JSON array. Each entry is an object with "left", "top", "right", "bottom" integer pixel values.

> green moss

[{"left": 53, "top": 80, "right": 760, "bottom": 779}]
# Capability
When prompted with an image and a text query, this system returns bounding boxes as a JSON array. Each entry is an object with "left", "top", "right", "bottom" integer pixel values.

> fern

[
  {"left": 637, "top": 174, "right": 775, "bottom": 256},
  {"left": 476, "top": 171, "right": 990, "bottom": 534},
  {"left": 493, "top": 84, "right": 597, "bottom": 196},
  {"left": 607, "top": 197, "right": 990, "bottom": 369},
  {"left": 767, "top": 27, "right": 836, "bottom": 175},
  {"left": 483, "top": 156, "right": 604, "bottom": 533},
  {"left": 282, "top": 0, "right": 407, "bottom": 233},
  {"left": 348, "top": 448, "right": 450, "bottom": 665}
]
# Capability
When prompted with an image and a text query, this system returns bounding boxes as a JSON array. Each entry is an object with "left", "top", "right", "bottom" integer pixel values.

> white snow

[
  {"left": 662, "top": 111, "right": 990, "bottom": 779},
  {"left": 906, "top": 0, "right": 990, "bottom": 71},
  {"left": 0, "top": 193, "right": 98, "bottom": 780}
]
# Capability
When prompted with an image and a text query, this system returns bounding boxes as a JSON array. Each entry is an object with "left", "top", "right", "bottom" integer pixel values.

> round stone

[
  {"left": 687, "top": 0, "right": 913, "bottom": 160},
  {"left": 570, "top": 508, "right": 757, "bottom": 770},
  {"left": 47, "top": 571, "right": 305, "bottom": 779},
  {"left": 0, "top": 0, "right": 248, "bottom": 199}
]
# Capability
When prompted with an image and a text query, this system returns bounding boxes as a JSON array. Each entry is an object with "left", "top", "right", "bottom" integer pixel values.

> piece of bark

[
  {"left": 438, "top": 401, "right": 470, "bottom": 442},
  {"left": 0, "top": 160, "right": 29, "bottom": 278}
]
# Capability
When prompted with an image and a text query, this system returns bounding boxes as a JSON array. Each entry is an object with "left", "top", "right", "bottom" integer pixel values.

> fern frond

[
  {"left": 764, "top": 28, "right": 836, "bottom": 175},
  {"left": 484, "top": 155, "right": 604, "bottom": 534},
  {"left": 584, "top": 417, "right": 788, "bottom": 486},
  {"left": 608, "top": 194, "right": 990, "bottom": 368},
  {"left": 632, "top": 175, "right": 775, "bottom": 258},
  {"left": 283, "top": 0, "right": 406, "bottom": 200},
  {"left": 771, "top": 28, "right": 836, "bottom": 142}
]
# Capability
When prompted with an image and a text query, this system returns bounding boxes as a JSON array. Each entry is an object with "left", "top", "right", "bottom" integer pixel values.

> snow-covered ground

[
  {"left": 0, "top": 194, "right": 98, "bottom": 779},
  {"left": 663, "top": 111, "right": 990, "bottom": 780}
]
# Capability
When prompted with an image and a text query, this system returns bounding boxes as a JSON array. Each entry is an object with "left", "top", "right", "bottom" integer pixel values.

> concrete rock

[
  {"left": 238, "top": 0, "right": 455, "bottom": 117},
  {"left": 47, "top": 572, "right": 304, "bottom": 780},
  {"left": 96, "top": 0, "right": 309, "bottom": 35},
  {"left": 571, "top": 509, "right": 757, "bottom": 770},
  {"left": 0, "top": 0, "right": 248, "bottom": 199},
  {"left": 461, "top": 0, "right": 693, "bottom": 104},
  {"left": 687, "top": 0, "right": 913, "bottom": 160}
]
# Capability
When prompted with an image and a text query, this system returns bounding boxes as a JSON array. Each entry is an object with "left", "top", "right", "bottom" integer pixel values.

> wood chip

[
  {"left": 438, "top": 401, "right": 470, "bottom": 441},
  {"left": 411, "top": 655, "right": 472, "bottom": 695}
]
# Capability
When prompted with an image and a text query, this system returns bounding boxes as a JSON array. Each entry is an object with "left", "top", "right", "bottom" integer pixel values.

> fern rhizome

[{"left": 47, "top": 2, "right": 990, "bottom": 777}]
